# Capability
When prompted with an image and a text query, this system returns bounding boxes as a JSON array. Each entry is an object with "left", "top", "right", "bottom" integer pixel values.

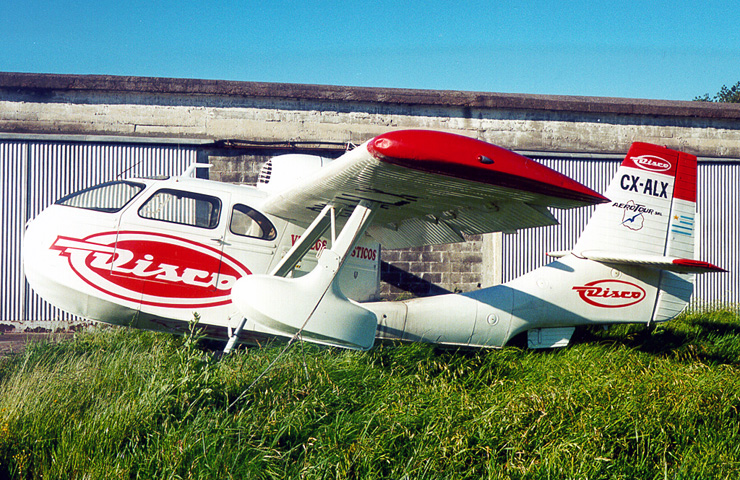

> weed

[{"left": 0, "top": 310, "right": 739, "bottom": 478}]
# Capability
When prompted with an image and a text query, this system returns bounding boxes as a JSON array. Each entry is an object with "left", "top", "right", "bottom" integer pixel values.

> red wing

[{"left": 261, "top": 130, "right": 607, "bottom": 249}]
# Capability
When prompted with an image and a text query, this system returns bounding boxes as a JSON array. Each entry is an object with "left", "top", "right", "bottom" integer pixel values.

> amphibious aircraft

[{"left": 23, "top": 130, "right": 724, "bottom": 352}]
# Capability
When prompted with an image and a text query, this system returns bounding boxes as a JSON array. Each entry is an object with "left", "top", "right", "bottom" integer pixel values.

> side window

[
  {"left": 230, "top": 204, "right": 277, "bottom": 241},
  {"left": 139, "top": 189, "right": 221, "bottom": 229}
]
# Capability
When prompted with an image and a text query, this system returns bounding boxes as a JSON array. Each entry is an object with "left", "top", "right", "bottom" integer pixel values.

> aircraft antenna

[
  {"left": 116, "top": 158, "right": 144, "bottom": 179},
  {"left": 227, "top": 330, "right": 309, "bottom": 410}
]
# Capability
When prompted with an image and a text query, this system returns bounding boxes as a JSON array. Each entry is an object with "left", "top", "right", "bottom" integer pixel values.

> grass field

[{"left": 1, "top": 308, "right": 740, "bottom": 479}]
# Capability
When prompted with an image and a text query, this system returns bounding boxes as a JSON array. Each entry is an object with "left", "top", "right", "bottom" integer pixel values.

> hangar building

[{"left": 1, "top": 73, "right": 738, "bottom": 329}]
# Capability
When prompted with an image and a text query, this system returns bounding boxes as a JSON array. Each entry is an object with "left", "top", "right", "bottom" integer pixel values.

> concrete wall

[
  {"left": 2, "top": 72, "right": 739, "bottom": 300},
  {"left": 2, "top": 72, "right": 740, "bottom": 157}
]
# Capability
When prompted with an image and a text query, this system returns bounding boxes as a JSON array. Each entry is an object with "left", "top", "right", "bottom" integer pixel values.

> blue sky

[{"left": 1, "top": 1, "right": 738, "bottom": 101}]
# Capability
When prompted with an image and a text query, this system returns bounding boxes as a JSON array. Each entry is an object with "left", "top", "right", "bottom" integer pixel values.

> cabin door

[{"left": 110, "top": 186, "right": 234, "bottom": 319}]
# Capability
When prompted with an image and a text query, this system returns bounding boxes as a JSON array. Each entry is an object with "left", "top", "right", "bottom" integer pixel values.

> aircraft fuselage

[{"left": 23, "top": 176, "right": 380, "bottom": 340}]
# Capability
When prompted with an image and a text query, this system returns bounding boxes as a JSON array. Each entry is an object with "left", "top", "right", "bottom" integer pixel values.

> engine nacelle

[{"left": 257, "top": 154, "right": 334, "bottom": 193}]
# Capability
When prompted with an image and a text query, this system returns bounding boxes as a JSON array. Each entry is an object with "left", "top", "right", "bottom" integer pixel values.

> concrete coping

[{"left": 2, "top": 72, "right": 740, "bottom": 120}]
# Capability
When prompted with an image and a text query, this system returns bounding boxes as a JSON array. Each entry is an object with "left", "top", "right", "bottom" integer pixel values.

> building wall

[
  {"left": 380, "top": 236, "right": 487, "bottom": 298},
  {"left": 1, "top": 73, "right": 739, "bottom": 325},
  {"left": 2, "top": 73, "right": 740, "bottom": 158}
]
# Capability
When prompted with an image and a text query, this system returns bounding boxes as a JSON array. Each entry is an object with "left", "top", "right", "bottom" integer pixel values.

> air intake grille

[{"left": 258, "top": 160, "right": 272, "bottom": 185}]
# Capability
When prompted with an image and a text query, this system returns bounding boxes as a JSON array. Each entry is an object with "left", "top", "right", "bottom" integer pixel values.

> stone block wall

[
  {"left": 201, "top": 149, "right": 270, "bottom": 185},
  {"left": 380, "top": 236, "right": 485, "bottom": 299}
]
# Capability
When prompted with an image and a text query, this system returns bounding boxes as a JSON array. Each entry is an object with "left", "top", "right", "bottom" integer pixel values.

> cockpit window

[
  {"left": 55, "top": 181, "right": 145, "bottom": 213},
  {"left": 230, "top": 204, "right": 277, "bottom": 240},
  {"left": 139, "top": 189, "right": 221, "bottom": 229}
]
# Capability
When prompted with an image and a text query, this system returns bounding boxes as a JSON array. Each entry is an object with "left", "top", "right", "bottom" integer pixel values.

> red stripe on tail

[{"left": 673, "top": 152, "right": 698, "bottom": 203}]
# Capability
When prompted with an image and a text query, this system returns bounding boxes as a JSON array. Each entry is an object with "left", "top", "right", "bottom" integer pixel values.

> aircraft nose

[
  {"left": 22, "top": 206, "right": 101, "bottom": 317},
  {"left": 23, "top": 210, "right": 64, "bottom": 306}
]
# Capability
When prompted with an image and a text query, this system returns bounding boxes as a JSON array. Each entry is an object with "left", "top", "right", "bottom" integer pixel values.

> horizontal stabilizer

[{"left": 548, "top": 251, "right": 726, "bottom": 274}]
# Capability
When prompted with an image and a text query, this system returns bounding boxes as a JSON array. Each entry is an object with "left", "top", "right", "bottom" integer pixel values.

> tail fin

[
  {"left": 569, "top": 142, "right": 723, "bottom": 321},
  {"left": 573, "top": 142, "right": 694, "bottom": 257}
]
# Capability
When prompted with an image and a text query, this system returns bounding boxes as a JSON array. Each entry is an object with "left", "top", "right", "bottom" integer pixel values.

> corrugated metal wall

[
  {"left": 696, "top": 161, "right": 740, "bottom": 306},
  {"left": 1, "top": 142, "right": 197, "bottom": 324},
  {"left": 1, "top": 142, "right": 28, "bottom": 324},
  {"left": 501, "top": 157, "right": 620, "bottom": 280},
  {"left": 502, "top": 156, "right": 740, "bottom": 306}
]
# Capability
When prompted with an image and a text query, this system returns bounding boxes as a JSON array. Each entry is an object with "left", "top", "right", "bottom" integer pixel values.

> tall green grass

[{"left": 1, "top": 309, "right": 740, "bottom": 479}]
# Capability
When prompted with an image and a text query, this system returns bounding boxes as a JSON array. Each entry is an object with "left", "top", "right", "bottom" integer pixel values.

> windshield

[{"left": 55, "top": 181, "right": 146, "bottom": 213}]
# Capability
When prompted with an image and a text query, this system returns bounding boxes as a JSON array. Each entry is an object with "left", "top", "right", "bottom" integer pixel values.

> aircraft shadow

[
  {"left": 570, "top": 316, "right": 740, "bottom": 366},
  {"left": 380, "top": 261, "right": 452, "bottom": 298}
]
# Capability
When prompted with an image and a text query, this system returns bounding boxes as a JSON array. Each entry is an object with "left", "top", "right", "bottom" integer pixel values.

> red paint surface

[
  {"left": 572, "top": 279, "right": 646, "bottom": 308},
  {"left": 367, "top": 130, "right": 608, "bottom": 204},
  {"left": 52, "top": 231, "right": 251, "bottom": 308},
  {"left": 672, "top": 258, "right": 726, "bottom": 272},
  {"left": 622, "top": 142, "right": 678, "bottom": 176},
  {"left": 673, "top": 152, "right": 698, "bottom": 203}
]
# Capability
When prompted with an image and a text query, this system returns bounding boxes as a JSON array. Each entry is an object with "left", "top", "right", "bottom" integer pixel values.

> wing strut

[
  {"left": 224, "top": 204, "right": 344, "bottom": 355},
  {"left": 229, "top": 201, "right": 380, "bottom": 350},
  {"left": 271, "top": 204, "right": 339, "bottom": 278}
]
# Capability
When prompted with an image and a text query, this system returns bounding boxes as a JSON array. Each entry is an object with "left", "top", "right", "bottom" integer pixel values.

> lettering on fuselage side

[
  {"left": 288, "top": 235, "right": 377, "bottom": 260},
  {"left": 50, "top": 232, "right": 250, "bottom": 308},
  {"left": 350, "top": 245, "right": 377, "bottom": 261},
  {"left": 290, "top": 235, "right": 327, "bottom": 252},
  {"left": 572, "top": 280, "right": 646, "bottom": 308}
]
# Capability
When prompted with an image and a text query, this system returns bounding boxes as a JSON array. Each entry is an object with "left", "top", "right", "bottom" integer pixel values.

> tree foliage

[{"left": 694, "top": 81, "right": 740, "bottom": 103}]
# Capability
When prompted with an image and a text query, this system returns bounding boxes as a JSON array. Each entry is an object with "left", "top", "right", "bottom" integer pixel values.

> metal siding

[
  {"left": 695, "top": 161, "right": 740, "bottom": 306},
  {"left": 0, "top": 142, "right": 28, "bottom": 323},
  {"left": 502, "top": 157, "right": 620, "bottom": 282},
  {"left": 1, "top": 142, "right": 196, "bottom": 324}
]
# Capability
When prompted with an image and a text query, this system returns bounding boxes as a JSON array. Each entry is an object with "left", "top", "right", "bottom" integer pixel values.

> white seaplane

[{"left": 23, "top": 130, "right": 724, "bottom": 352}]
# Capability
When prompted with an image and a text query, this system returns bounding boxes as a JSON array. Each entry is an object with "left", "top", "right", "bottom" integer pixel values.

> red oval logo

[
  {"left": 630, "top": 155, "right": 672, "bottom": 173},
  {"left": 572, "top": 279, "right": 646, "bottom": 308},
  {"left": 51, "top": 231, "right": 250, "bottom": 308}
]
